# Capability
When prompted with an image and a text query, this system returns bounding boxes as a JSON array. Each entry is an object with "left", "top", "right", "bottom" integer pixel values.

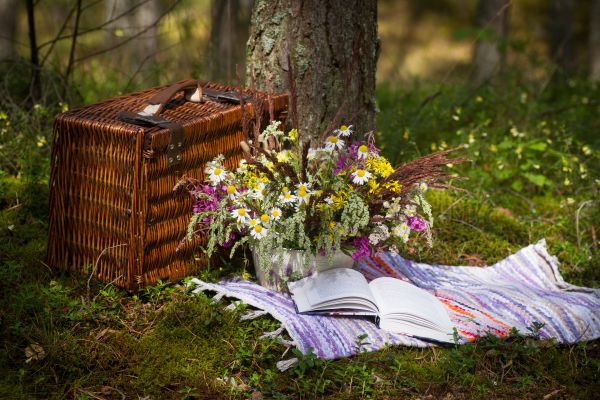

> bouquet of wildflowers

[{"left": 183, "top": 120, "right": 461, "bottom": 275}]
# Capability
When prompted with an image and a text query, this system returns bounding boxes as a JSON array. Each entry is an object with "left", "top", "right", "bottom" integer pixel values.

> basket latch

[{"left": 117, "top": 111, "right": 184, "bottom": 165}]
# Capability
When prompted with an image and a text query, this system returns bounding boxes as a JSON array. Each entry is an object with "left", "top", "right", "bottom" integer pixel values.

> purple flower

[
  {"left": 334, "top": 154, "right": 353, "bottom": 175},
  {"left": 351, "top": 236, "right": 373, "bottom": 260},
  {"left": 407, "top": 216, "right": 427, "bottom": 232},
  {"left": 192, "top": 184, "right": 221, "bottom": 223},
  {"left": 222, "top": 231, "right": 237, "bottom": 248}
]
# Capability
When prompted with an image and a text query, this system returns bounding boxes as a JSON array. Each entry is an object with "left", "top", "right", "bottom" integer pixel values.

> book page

[
  {"left": 288, "top": 268, "right": 378, "bottom": 314},
  {"left": 369, "top": 277, "right": 454, "bottom": 342}
]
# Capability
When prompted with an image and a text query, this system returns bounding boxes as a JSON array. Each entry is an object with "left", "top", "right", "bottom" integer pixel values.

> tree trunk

[
  {"left": 0, "top": 0, "right": 20, "bottom": 61},
  {"left": 471, "top": 0, "right": 510, "bottom": 86},
  {"left": 590, "top": 0, "right": 600, "bottom": 80},
  {"left": 104, "top": 0, "right": 161, "bottom": 75},
  {"left": 547, "top": 0, "right": 575, "bottom": 74},
  {"left": 246, "top": 0, "right": 378, "bottom": 141},
  {"left": 208, "top": 0, "right": 253, "bottom": 83}
]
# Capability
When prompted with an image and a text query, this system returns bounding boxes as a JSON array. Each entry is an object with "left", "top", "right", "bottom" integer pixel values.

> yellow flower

[
  {"left": 276, "top": 150, "right": 290, "bottom": 163},
  {"left": 260, "top": 214, "right": 270, "bottom": 224},
  {"left": 383, "top": 180, "right": 402, "bottom": 194},
  {"left": 330, "top": 192, "right": 347, "bottom": 211},
  {"left": 368, "top": 179, "right": 379, "bottom": 194},
  {"left": 288, "top": 129, "right": 298, "bottom": 142},
  {"left": 366, "top": 157, "right": 394, "bottom": 178}
]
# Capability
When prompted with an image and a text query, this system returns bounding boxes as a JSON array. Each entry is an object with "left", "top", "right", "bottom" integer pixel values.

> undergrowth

[{"left": 1, "top": 79, "right": 599, "bottom": 398}]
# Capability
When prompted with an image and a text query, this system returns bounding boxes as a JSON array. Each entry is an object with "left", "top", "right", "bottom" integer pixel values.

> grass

[{"left": 1, "top": 79, "right": 599, "bottom": 398}]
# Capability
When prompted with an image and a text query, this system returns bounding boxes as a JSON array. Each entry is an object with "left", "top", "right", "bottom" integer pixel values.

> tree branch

[{"left": 73, "top": 0, "right": 181, "bottom": 65}]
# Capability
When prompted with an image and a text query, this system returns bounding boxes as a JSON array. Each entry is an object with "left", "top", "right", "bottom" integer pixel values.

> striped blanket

[{"left": 188, "top": 240, "right": 600, "bottom": 361}]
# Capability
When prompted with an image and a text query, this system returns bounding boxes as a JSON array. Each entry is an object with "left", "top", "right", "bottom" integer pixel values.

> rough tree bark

[
  {"left": 208, "top": 0, "right": 253, "bottom": 83},
  {"left": 590, "top": 0, "right": 600, "bottom": 80},
  {"left": 547, "top": 0, "right": 575, "bottom": 74},
  {"left": 0, "top": 0, "right": 20, "bottom": 61},
  {"left": 246, "top": 0, "right": 378, "bottom": 141},
  {"left": 471, "top": 0, "right": 510, "bottom": 86}
]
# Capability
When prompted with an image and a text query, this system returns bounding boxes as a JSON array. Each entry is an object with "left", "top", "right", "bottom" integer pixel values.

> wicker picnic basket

[{"left": 47, "top": 79, "right": 288, "bottom": 290}]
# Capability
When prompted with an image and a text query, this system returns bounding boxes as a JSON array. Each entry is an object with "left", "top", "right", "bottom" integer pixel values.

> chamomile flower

[
  {"left": 419, "top": 182, "right": 428, "bottom": 192},
  {"left": 279, "top": 191, "right": 297, "bottom": 205},
  {"left": 231, "top": 207, "right": 250, "bottom": 223},
  {"left": 335, "top": 125, "right": 353, "bottom": 137},
  {"left": 404, "top": 204, "right": 417, "bottom": 217},
  {"left": 225, "top": 184, "right": 238, "bottom": 199},
  {"left": 297, "top": 188, "right": 311, "bottom": 204},
  {"left": 250, "top": 224, "right": 267, "bottom": 240},
  {"left": 269, "top": 207, "right": 282, "bottom": 220},
  {"left": 392, "top": 223, "right": 410, "bottom": 242},
  {"left": 307, "top": 148, "right": 318, "bottom": 160},
  {"left": 357, "top": 144, "right": 370, "bottom": 159},
  {"left": 260, "top": 214, "right": 270, "bottom": 224},
  {"left": 206, "top": 165, "right": 227, "bottom": 185},
  {"left": 325, "top": 135, "right": 345, "bottom": 151},
  {"left": 247, "top": 218, "right": 260, "bottom": 228},
  {"left": 351, "top": 169, "right": 371, "bottom": 185}
]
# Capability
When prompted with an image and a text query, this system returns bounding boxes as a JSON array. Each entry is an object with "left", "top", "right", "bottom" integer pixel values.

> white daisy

[
  {"left": 335, "top": 125, "right": 353, "bottom": 137},
  {"left": 246, "top": 218, "right": 260, "bottom": 228},
  {"left": 296, "top": 183, "right": 311, "bottom": 204},
  {"left": 231, "top": 207, "right": 250, "bottom": 223},
  {"left": 250, "top": 224, "right": 267, "bottom": 240},
  {"left": 259, "top": 214, "right": 270, "bottom": 225},
  {"left": 324, "top": 135, "right": 345, "bottom": 152},
  {"left": 392, "top": 223, "right": 410, "bottom": 243},
  {"left": 270, "top": 207, "right": 282, "bottom": 220},
  {"left": 206, "top": 165, "right": 227, "bottom": 185},
  {"left": 351, "top": 169, "right": 371, "bottom": 185},
  {"left": 307, "top": 148, "right": 318, "bottom": 160},
  {"left": 324, "top": 196, "right": 334, "bottom": 205},
  {"left": 225, "top": 185, "right": 238, "bottom": 200},
  {"left": 419, "top": 182, "right": 428, "bottom": 192},
  {"left": 357, "top": 144, "right": 370, "bottom": 160},
  {"left": 279, "top": 191, "right": 297, "bottom": 205},
  {"left": 404, "top": 204, "right": 417, "bottom": 217}
]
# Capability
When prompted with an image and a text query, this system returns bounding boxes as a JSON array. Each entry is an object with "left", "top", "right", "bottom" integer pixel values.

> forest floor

[{"left": 1, "top": 80, "right": 599, "bottom": 399}]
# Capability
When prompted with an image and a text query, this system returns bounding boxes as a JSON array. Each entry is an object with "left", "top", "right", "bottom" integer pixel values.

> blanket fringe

[
  {"left": 211, "top": 292, "right": 225, "bottom": 304},
  {"left": 259, "top": 326, "right": 285, "bottom": 339},
  {"left": 186, "top": 278, "right": 210, "bottom": 295},
  {"left": 240, "top": 310, "right": 269, "bottom": 321},
  {"left": 276, "top": 358, "right": 298, "bottom": 372},
  {"left": 224, "top": 301, "right": 242, "bottom": 311}
]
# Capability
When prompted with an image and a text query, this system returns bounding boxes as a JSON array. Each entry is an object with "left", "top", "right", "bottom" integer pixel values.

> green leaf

[
  {"left": 526, "top": 141, "right": 547, "bottom": 152},
  {"left": 523, "top": 173, "right": 549, "bottom": 187},
  {"left": 511, "top": 179, "right": 523, "bottom": 192}
]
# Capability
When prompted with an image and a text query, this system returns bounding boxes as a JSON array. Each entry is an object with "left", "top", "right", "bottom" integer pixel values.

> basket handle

[{"left": 139, "top": 79, "right": 203, "bottom": 116}]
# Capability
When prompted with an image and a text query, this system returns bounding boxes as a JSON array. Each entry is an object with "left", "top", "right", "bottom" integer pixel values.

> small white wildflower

[
  {"left": 351, "top": 169, "right": 371, "bottom": 185},
  {"left": 231, "top": 207, "right": 249, "bottom": 223},
  {"left": 357, "top": 144, "right": 369, "bottom": 160},
  {"left": 250, "top": 224, "right": 267, "bottom": 240},
  {"left": 404, "top": 204, "right": 417, "bottom": 217},
  {"left": 325, "top": 135, "right": 345, "bottom": 151},
  {"left": 335, "top": 124, "right": 353, "bottom": 137}
]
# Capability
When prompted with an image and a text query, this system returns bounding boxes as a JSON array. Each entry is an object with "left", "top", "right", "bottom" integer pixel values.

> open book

[{"left": 288, "top": 268, "right": 455, "bottom": 343}]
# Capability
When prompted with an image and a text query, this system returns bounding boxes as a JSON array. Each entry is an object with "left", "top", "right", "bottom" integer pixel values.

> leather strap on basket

[{"left": 117, "top": 80, "right": 251, "bottom": 165}]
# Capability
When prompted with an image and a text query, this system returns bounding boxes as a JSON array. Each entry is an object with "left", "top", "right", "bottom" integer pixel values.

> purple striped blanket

[{"left": 188, "top": 240, "right": 600, "bottom": 362}]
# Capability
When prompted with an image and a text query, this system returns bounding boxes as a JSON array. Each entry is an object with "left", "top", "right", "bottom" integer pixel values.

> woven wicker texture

[{"left": 47, "top": 80, "right": 288, "bottom": 290}]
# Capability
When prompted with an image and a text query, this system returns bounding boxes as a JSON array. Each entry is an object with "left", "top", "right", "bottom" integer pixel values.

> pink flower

[
  {"left": 351, "top": 236, "right": 373, "bottom": 260},
  {"left": 407, "top": 216, "right": 427, "bottom": 232}
]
